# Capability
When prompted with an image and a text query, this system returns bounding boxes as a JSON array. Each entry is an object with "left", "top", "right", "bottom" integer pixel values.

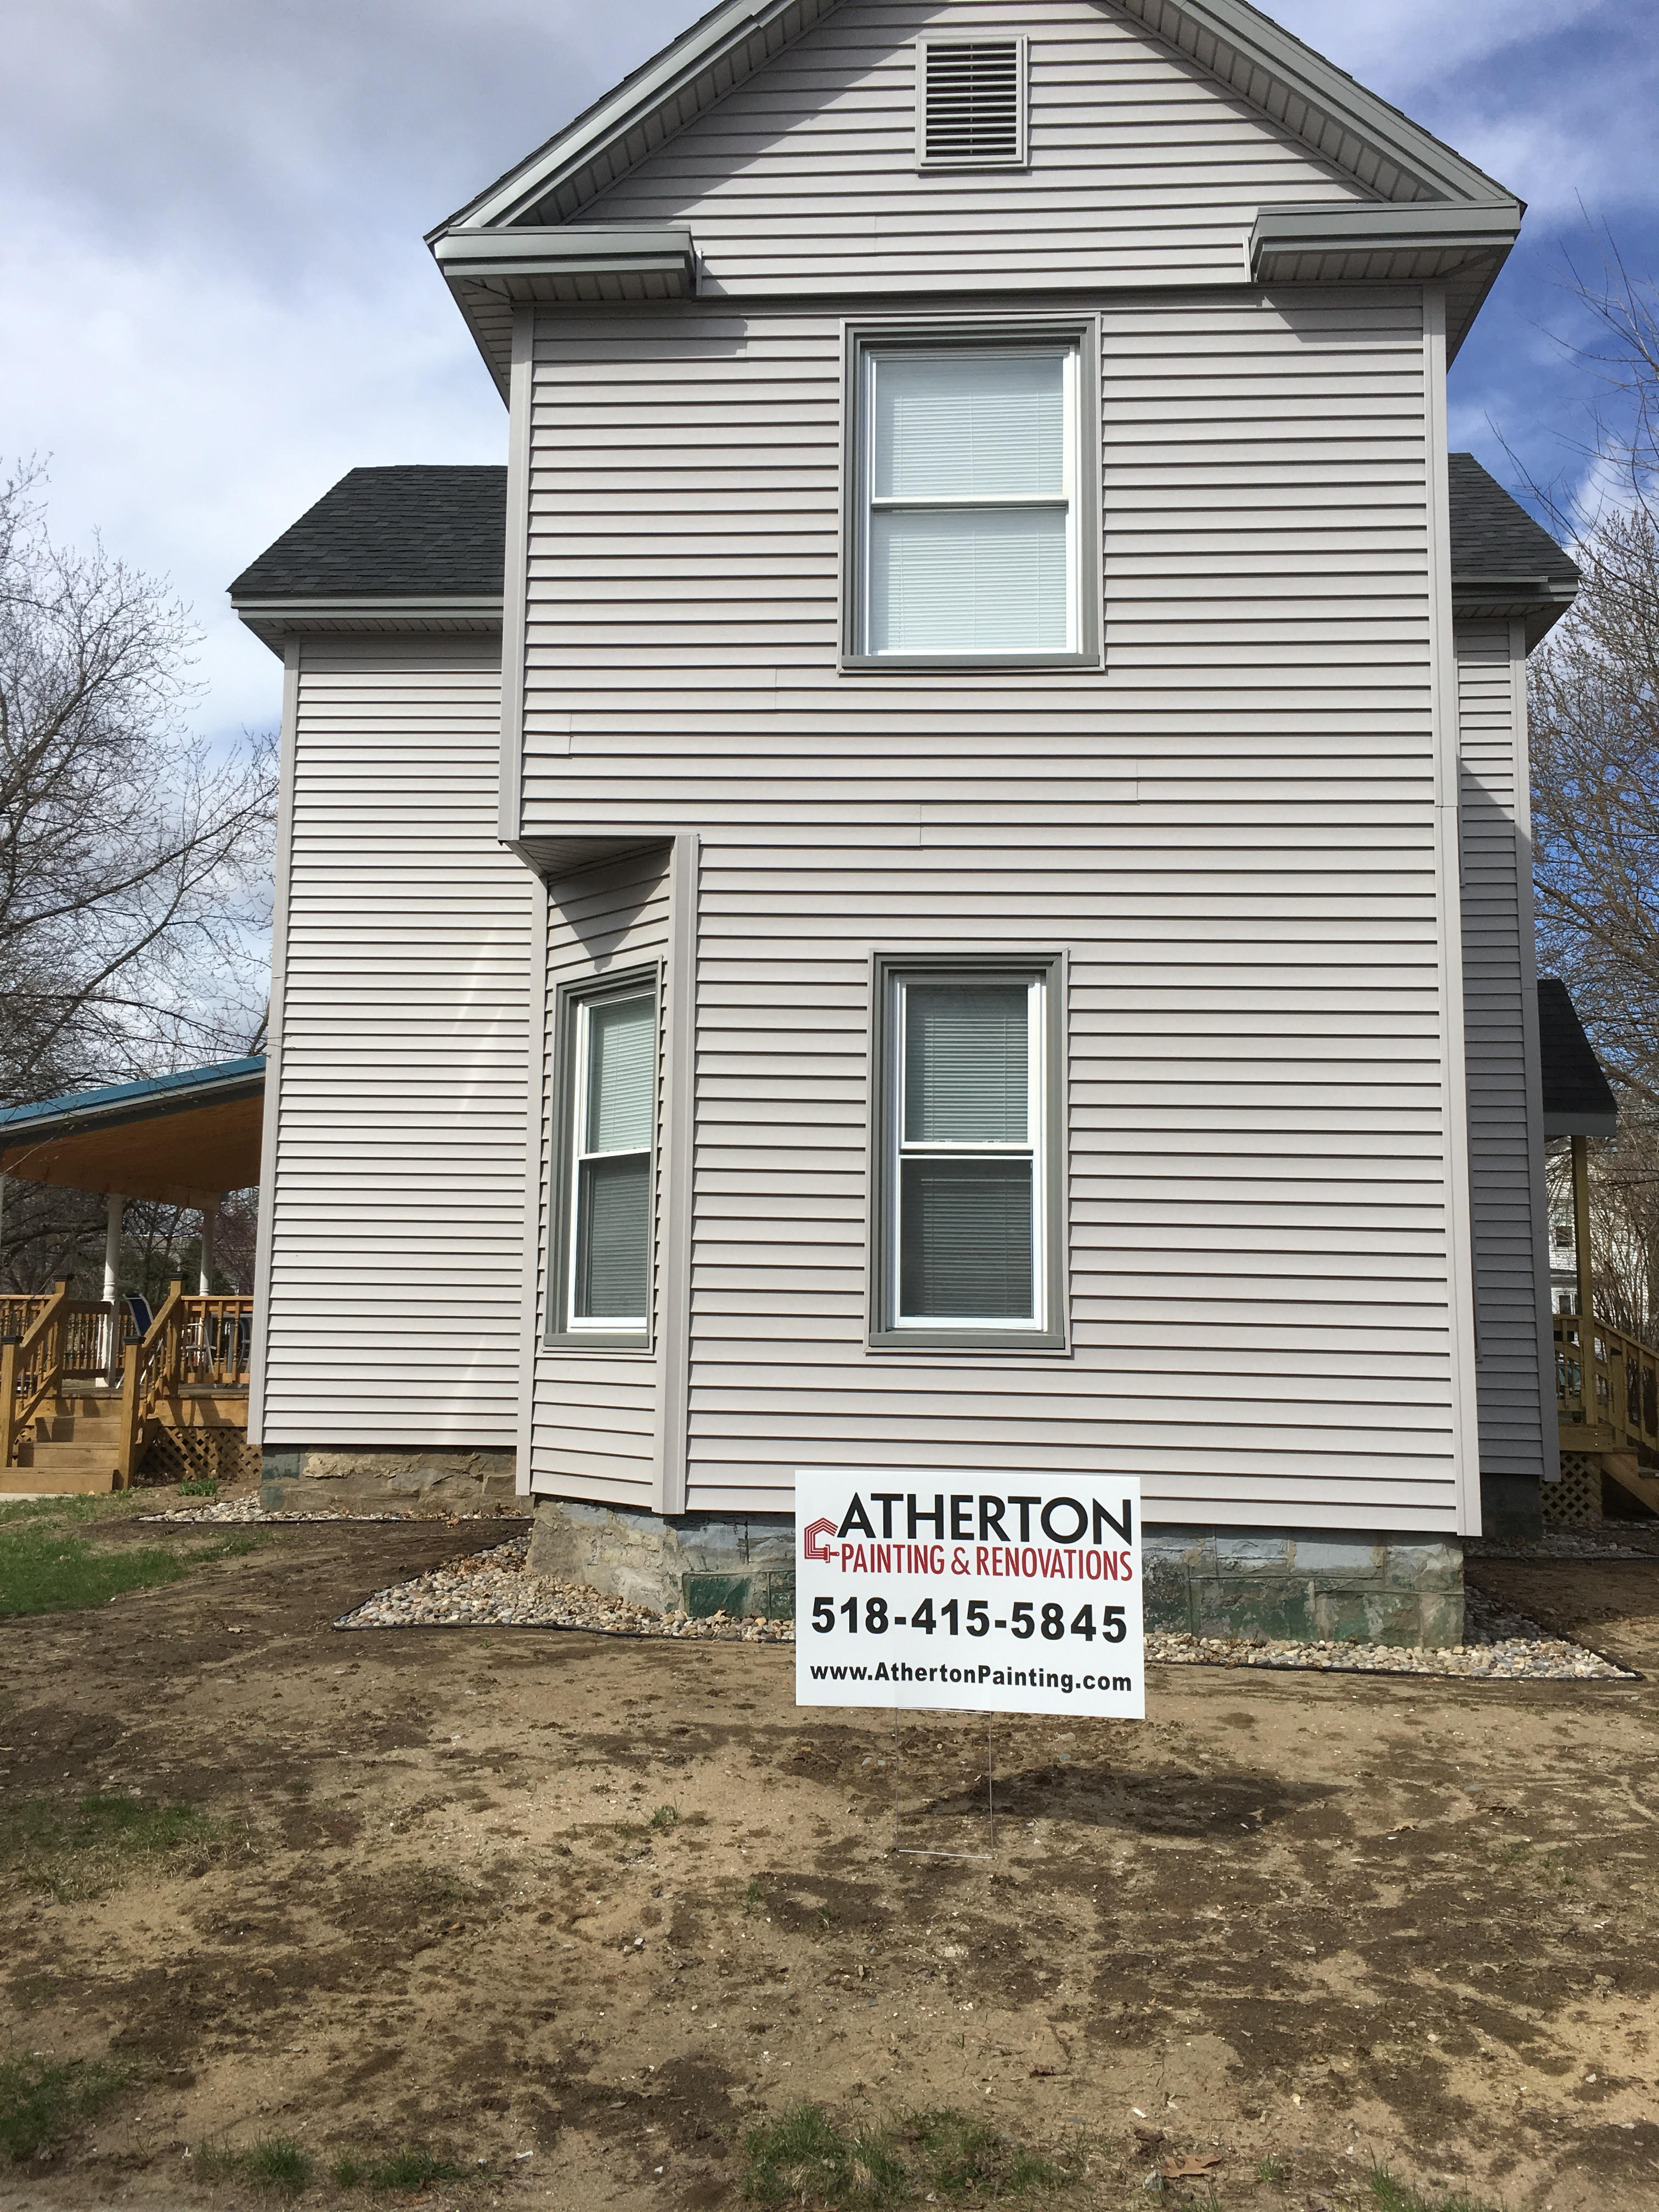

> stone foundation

[
  {"left": 1141, "top": 1527, "right": 1464, "bottom": 1646},
  {"left": 527, "top": 1497, "right": 794, "bottom": 1617},
  {"left": 261, "top": 1446, "right": 519, "bottom": 1517},
  {"left": 528, "top": 1496, "right": 1465, "bottom": 1645}
]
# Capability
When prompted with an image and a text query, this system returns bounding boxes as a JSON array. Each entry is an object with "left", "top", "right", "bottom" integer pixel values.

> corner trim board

[
  {"left": 653, "top": 833, "right": 699, "bottom": 1515},
  {"left": 499, "top": 303, "right": 534, "bottom": 847},
  {"left": 246, "top": 639, "right": 301, "bottom": 1446}
]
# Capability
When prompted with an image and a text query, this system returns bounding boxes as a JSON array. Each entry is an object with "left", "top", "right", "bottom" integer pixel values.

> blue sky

[{"left": 1, "top": 0, "right": 1653, "bottom": 747}]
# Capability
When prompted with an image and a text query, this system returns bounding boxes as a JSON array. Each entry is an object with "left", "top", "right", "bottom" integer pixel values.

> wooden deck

[{"left": 1, "top": 1281, "right": 252, "bottom": 1492}]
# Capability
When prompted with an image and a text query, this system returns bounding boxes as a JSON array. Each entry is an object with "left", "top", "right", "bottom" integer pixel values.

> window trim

[
  {"left": 868, "top": 951, "right": 1068, "bottom": 1353},
  {"left": 840, "top": 319, "right": 1101, "bottom": 673},
  {"left": 545, "top": 963, "right": 661, "bottom": 1354},
  {"left": 915, "top": 35, "right": 1029, "bottom": 172}
]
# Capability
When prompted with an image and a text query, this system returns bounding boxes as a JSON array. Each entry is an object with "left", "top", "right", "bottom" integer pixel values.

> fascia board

[
  {"left": 427, "top": 0, "right": 837, "bottom": 239},
  {"left": 1116, "top": 0, "right": 1520, "bottom": 207},
  {"left": 231, "top": 595, "right": 505, "bottom": 656},
  {"left": 1543, "top": 1111, "right": 1618, "bottom": 1139},
  {"left": 433, "top": 227, "right": 696, "bottom": 284},
  {"left": 1252, "top": 201, "right": 1521, "bottom": 267}
]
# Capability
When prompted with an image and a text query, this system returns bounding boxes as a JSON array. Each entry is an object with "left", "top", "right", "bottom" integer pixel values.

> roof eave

[
  {"left": 231, "top": 593, "right": 506, "bottom": 657},
  {"left": 433, "top": 227, "right": 699, "bottom": 395}
]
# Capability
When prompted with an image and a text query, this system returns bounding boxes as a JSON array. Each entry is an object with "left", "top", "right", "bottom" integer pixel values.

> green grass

[
  {"left": 331, "top": 2145, "right": 468, "bottom": 2191},
  {"left": 178, "top": 1477, "right": 218, "bottom": 1498},
  {"left": 197, "top": 2136, "right": 314, "bottom": 2194},
  {"left": 0, "top": 1506, "right": 266, "bottom": 1619},
  {"left": 0, "top": 1792, "right": 219, "bottom": 1899},
  {"left": 743, "top": 2106, "right": 1066, "bottom": 2209},
  {"left": 1371, "top": 2166, "right": 1502, "bottom": 2212},
  {"left": 649, "top": 1803, "right": 680, "bottom": 1830},
  {"left": 0, "top": 2051, "right": 128, "bottom": 2162},
  {"left": 1257, "top": 2153, "right": 1291, "bottom": 2186}
]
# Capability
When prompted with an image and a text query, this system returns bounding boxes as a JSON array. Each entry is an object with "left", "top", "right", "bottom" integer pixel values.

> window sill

[
  {"left": 543, "top": 1330, "right": 653, "bottom": 1355},
  {"left": 867, "top": 1327, "right": 1069, "bottom": 1355},
  {"left": 840, "top": 651, "right": 1101, "bottom": 675}
]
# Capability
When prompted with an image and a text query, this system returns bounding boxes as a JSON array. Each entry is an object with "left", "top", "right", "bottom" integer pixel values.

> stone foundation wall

[
  {"left": 261, "top": 1446, "right": 519, "bottom": 1517},
  {"left": 1141, "top": 1528, "right": 1464, "bottom": 1646},
  {"left": 527, "top": 1496, "right": 1465, "bottom": 1645}
]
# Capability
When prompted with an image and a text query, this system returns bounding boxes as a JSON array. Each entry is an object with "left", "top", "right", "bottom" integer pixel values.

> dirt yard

[{"left": 3, "top": 1504, "right": 1659, "bottom": 2212}]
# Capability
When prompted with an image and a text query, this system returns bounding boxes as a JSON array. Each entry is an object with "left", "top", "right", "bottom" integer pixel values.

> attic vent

[{"left": 917, "top": 37, "right": 1027, "bottom": 170}]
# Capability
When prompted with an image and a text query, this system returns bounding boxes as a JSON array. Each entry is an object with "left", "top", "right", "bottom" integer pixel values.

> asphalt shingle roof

[
  {"left": 228, "top": 466, "right": 507, "bottom": 599},
  {"left": 1538, "top": 978, "right": 1618, "bottom": 1131},
  {"left": 229, "top": 455, "right": 1578, "bottom": 603},
  {"left": 1448, "top": 453, "right": 1579, "bottom": 586}
]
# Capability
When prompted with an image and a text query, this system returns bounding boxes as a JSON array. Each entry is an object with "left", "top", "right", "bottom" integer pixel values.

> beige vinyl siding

[
  {"left": 576, "top": 0, "right": 1370, "bottom": 298},
  {"left": 519, "top": 286, "right": 1477, "bottom": 1531},
  {"left": 1457, "top": 620, "right": 1555, "bottom": 1488},
  {"left": 261, "top": 636, "right": 535, "bottom": 1445},
  {"left": 532, "top": 848, "right": 672, "bottom": 1502}
]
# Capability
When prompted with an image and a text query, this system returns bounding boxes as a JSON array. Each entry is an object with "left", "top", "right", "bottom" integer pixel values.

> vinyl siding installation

[
  {"left": 531, "top": 847, "right": 672, "bottom": 1500},
  {"left": 1457, "top": 620, "right": 1556, "bottom": 1488},
  {"left": 518, "top": 283, "right": 1478, "bottom": 1532},
  {"left": 575, "top": 0, "right": 1370, "bottom": 297},
  {"left": 259, "top": 635, "right": 536, "bottom": 1446}
]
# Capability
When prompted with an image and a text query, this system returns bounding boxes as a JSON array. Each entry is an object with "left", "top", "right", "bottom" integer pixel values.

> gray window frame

[
  {"left": 840, "top": 318, "right": 1102, "bottom": 674},
  {"left": 545, "top": 962, "right": 661, "bottom": 1355},
  {"left": 868, "top": 951, "right": 1068, "bottom": 1353}
]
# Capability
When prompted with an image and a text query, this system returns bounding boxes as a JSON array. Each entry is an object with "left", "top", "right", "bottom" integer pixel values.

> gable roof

[
  {"left": 1538, "top": 980, "right": 1618, "bottom": 1138},
  {"left": 228, "top": 467, "right": 508, "bottom": 651},
  {"left": 1448, "top": 453, "right": 1579, "bottom": 647},
  {"left": 428, "top": 0, "right": 1523, "bottom": 391}
]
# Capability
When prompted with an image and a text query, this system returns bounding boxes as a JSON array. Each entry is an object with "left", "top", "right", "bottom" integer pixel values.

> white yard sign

[{"left": 794, "top": 1470, "right": 1143, "bottom": 1719}]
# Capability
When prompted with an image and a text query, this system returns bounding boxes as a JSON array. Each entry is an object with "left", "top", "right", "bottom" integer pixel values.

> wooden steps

[
  {"left": 0, "top": 1399, "right": 123, "bottom": 1494},
  {"left": 1601, "top": 1453, "right": 1659, "bottom": 1521}
]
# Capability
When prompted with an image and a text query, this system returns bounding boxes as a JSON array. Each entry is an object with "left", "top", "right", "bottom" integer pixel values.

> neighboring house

[{"left": 230, "top": 0, "right": 1584, "bottom": 1641}]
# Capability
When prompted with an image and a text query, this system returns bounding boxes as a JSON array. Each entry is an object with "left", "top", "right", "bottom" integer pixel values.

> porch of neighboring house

[
  {"left": 0, "top": 1059, "right": 264, "bottom": 1494},
  {"left": 1538, "top": 980, "right": 1659, "bottom": 1521}
]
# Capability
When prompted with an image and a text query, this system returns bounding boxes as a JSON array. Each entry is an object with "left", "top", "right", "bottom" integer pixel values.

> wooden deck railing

[
  {"left": 116, "top": 1285, "right": 255, "bottom": 1485},
  {"left": 0, "top": 1279, "right": 72, "bottom": 1466},
  {"left": 1555, "top": 1312, "right": 1659, "bottom": 1454}
]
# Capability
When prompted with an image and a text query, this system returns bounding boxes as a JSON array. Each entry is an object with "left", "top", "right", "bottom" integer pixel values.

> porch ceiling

[{"left": 0, "top": 1059, "right": 266, "bottom": 1207}]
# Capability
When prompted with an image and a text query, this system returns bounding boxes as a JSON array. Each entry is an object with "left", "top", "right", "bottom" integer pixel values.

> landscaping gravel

[{"left": 330, "top": 1534, "right": 1636, "bottom": 1677}]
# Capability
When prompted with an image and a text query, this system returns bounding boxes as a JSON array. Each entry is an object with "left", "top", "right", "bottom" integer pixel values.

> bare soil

[{"left": 3, "top": 1506, "right": 1659, "bottom": 2212}]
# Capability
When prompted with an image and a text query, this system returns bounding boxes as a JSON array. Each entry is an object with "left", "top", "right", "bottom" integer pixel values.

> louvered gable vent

[{"left": 917, "top": 37, "right": 1027, "bottom": 170}]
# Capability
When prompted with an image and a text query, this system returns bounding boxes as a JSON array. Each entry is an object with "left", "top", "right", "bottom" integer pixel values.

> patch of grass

[
  {"left": 177, "top": 1477, "right": 218, "bottom": 1498},
  {"left": 743, "top": 2107, "right": 1065, "bottom": 2209},
  {"left": 1257, "top": 2153, "right": 1290, "bottom": 2186},
  {"left": 744, "top": 2107, "right": 910, "bottom": 2208},
  {"left": 0, "top": 2051, "right": 128, "bottom": 2163},
  {"left": 0, "top": 1792, "right": 219, "bottom": 1899},
  {"left": 742, "top": 1876, "right": 766, "bottom": 1912},
  {"left": 0, "top": 1519, "right": 193, "bottom": 1617},
  {"left": 649, "top": 1804, "right": 680, "bottom": 1830},
  {"left": 1370, "top": 2165, "right": 1502, "bottom": 2212},
  {"left": 330, "top": 2145, "right": 467, "bottom": 2191},
  {"left": 244, "top": 2138, "right": 313, "bottom": 2193}
]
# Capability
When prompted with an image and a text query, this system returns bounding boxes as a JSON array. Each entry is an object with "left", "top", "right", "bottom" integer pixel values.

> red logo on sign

[{"left": 802, "top": 1517, "right": 838, "bottom": 1561}]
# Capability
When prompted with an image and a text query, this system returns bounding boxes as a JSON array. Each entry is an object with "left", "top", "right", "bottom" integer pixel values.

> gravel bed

[
  {"left": 335, "top": 1537, "right": 793, "bottom": 1642},
  {"left": 138, "top": 1498, "right": 519, "bottom": 1526},
  {"left": 332, "top": 1537, "right": 1635, "bottom": 1677},
  {"left": 1469, "top": 1525, "right": 1659, "bottom": 1561}
]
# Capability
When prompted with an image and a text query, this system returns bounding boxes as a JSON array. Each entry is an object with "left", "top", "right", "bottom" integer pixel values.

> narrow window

[
  {"left": 872, "top": 958, "right": 1065, "bottom": 1348},
  {"left": 849, "top": 340, "right": 1087, "bottom": 664},
  {"left": 917, "top": 37, "right": 1027, "bottom": 169},
  {"left": 553, "top": 979, "right": 656, "bottom": 1342}
]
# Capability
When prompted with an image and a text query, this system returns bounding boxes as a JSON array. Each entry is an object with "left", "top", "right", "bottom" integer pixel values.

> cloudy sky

[{"left": 3, "top": 0, "right": 1654, "bottom": 748}]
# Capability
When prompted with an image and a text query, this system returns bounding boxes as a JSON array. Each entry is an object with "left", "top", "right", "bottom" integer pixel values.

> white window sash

[
  {"left": 566, "top": 991, "right": 653, "bottom": 1334},
  {"left": 889, "top": 972, "right": 1046, "bottom": 1330},
  {"left": 859, "top": 345, "right": 1080, "bottom": 658}
]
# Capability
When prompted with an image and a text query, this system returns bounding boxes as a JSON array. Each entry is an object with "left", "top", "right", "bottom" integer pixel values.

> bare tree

[
  {"left": 0, "top": 464, "right": 275, "bottom": 1293},
  {"left": 0, "top": 460, "right": 274, "bottom": 1107}
]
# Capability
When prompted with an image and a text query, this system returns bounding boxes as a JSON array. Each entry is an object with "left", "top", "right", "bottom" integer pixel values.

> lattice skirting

[
  {"left": 137, "top": 1427, "right": 262, "bottom": 1487},
  {"left": 1544, "top": 1453, "right": 1604, "bottom": 1525}
]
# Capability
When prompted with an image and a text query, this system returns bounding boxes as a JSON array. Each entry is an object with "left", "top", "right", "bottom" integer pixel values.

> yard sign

[{"left": 794, "top": 1470, "right": 1144, "bottom": 1719}]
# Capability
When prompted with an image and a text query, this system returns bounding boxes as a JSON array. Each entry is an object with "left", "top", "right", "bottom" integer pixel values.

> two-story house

[{"left": 229, "top": 0, "right": 1582, "bottom": 1644}]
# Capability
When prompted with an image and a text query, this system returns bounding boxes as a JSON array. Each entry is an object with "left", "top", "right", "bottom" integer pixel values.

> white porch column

[
  {"left": 104, "top": 1193, "right": 125, "bottom": 1380},
  {"left": 199, "top": 1202, "right": 217, "bottom": 1296}
]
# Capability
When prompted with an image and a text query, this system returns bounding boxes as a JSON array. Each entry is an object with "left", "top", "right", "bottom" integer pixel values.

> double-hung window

[
  {"left": 845, "top": 331, "right": 1096, "bottom": 668},
  {"left": 549, "top": 975, "right": 657, "bottom": 1347},
  {"left": 872, "top": 956, "right": 1065, "bottom": 1349}
]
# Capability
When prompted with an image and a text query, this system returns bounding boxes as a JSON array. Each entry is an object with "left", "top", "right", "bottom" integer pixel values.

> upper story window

[
  {"left": 916, "top": 37, "right": 1028, "bottom": 169},
  {"left": 845, "top": 335, "right": 1096, "bottom": 669}
]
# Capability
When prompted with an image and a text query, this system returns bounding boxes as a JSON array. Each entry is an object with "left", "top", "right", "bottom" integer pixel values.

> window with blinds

[
  {"left": 853, "top": 342, "right": 1081, "bottom": 662},
  {"left": 561, "top": 983, "right": 656, "bottom": 1336},
  {"left": 879, "top": 967, "right": 1054, "bottom": 1337},
  {"left": 917, "top": 37, "right": 1027, "bottom": 169}
]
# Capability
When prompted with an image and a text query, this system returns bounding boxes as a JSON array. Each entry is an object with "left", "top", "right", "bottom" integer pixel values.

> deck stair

[{"left": 0, "top": 1396, "right": 123, "bottom": 1494}]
